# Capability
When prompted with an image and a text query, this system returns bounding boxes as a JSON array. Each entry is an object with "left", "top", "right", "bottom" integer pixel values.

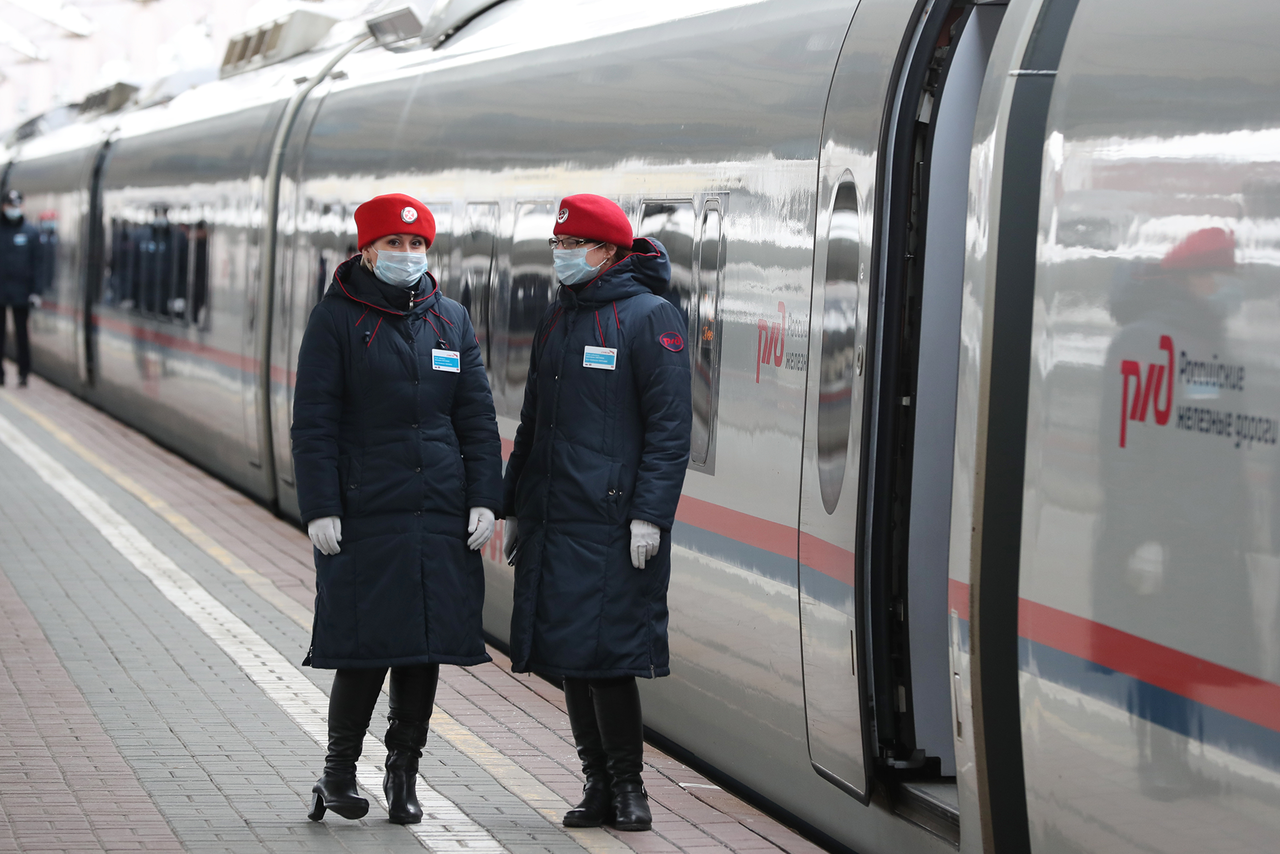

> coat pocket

[
  {"left": 606, "top": 460, "right": 625, "bottom": 523},
  {"left": 339, "top": 455, "right": 363, "bottom": 516}
]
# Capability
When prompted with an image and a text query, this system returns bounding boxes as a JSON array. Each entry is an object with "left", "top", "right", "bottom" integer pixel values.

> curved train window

[
  {"left": 506, "top": 202, "right": 556, "bottom": 403},
  {"left": 425, "top": 203, "right": 451, "bottom": 295},
  {"left": 639, "top": 198, "right": 724, "bottom": 468},
  {"left": 816, "top": 182, "right": 860, "bottom": 513},
  {"left": 104, "top": 207, "right": 209, "bottom": 326},
  {"left": 461, "top": 202, "right": 499, "bottom": 375}
]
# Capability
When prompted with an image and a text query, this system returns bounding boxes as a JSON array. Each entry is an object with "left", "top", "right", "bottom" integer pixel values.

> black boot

[
  {"left": 384, "top": 718, "right": 428, "bottom": 824},
  {"left": 593, "top": 677, "right": 651, "bottom": 831},
  {"left": 562, "top": 678, "right": 614, "bottom": 827},
  {"left": 309, "top": 668, "right": 384, "bottom": 821}
]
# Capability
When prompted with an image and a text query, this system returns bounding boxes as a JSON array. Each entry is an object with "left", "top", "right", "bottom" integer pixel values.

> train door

[
  {"left": 799, "top": 0, "right": 1004, "bottom": 831},
  {"left": 78, "top": 140, "right": 111, "bottom": 387},
  {"left": 799, "top": 176, "right": 872, "bottom": 800},
  {"left": 269, "top": 82, "right": 334, "bottom": 516}
]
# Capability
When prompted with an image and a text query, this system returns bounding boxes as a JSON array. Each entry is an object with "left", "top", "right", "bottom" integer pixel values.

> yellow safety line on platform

[{"left": 0, "top": 389, "right": 632, "bottom": 854}]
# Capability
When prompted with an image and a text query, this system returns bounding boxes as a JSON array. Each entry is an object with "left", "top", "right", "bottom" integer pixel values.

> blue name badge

[
  {"left": 431, "top": 349, "right": 460, "bottom": 373},
  {"left": 583, "top": 346, "right": 618, "bottom": 370}
]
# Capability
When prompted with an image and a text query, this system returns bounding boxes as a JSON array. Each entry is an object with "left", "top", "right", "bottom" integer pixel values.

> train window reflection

[
  {"left": 507, "top": 202, "right": 556, "bottom": 396},
  {"left": 105, "top": 208, "right": 209, "bottom": 326},
  {"left": 640, "top": 199, "right": 723, "bottom": 467},
  {"left": 816, "top": 183, "right": 860, "bottom": 513}
]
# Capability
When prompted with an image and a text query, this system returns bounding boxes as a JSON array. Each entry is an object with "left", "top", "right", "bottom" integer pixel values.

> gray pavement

[{"left": 0, "top": 367, "right": 825, "bottom": 854}]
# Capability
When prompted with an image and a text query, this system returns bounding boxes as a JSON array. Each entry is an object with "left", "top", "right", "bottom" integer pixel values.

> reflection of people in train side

[
  {"left": 1095, "top": 227, "right": 1255, "bottom": 800},
  {"left": 0, "top": 190, "right": 44, "bottom": 387},
  {"left": 291, "top": 194, "right": 502, "bottom": 826},
  {"left": 502, "top": 195, "right": 692, "bottom": 832}
]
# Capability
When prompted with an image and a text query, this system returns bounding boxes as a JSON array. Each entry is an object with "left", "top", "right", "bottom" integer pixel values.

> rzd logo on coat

[{"left": 1119, "top": 334, "right": 1174, "bottom": 448}]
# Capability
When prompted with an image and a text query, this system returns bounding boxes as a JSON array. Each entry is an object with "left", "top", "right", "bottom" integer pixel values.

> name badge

[
  {"left": 12, "top": 234, "right": 27, "bottom": 246},
  {"left": 583, "top": 346, "right": 618, "bottom": 370},
  {"left": 431, "top": 349, "right": 460, "bottom": 372}
]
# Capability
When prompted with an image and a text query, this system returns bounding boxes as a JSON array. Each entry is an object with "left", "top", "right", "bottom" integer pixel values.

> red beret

[
  {"left": 1161, "top": 227, "right": 1235, "bottom": 271},
  {"left": 354, "top": 193, "right": 436, "bottom": 250},
  {"left": 553, "top": 194, "right": 632, "bottom": 248}
]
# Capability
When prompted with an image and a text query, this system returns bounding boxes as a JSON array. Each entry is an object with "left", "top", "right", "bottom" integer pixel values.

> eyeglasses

[{"left": 548, "top": 237, "right": 598, "bottom": 250}]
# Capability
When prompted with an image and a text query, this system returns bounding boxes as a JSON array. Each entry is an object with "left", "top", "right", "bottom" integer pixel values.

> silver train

[{"left": 7, "top": 0, "right": 1280, "bottom": 851}]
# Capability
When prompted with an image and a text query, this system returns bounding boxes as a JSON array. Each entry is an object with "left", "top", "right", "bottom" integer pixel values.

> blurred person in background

[{"left": 0, "top": 190, "right": 43, "bottom": 387}]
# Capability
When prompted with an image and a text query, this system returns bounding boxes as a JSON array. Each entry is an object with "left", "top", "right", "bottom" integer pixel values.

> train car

[{"left": 4, "top": 1, "right": 1279, "bottom": 852}]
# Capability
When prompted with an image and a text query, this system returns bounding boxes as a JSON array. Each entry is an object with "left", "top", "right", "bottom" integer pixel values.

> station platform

[{"left": 0, "top": 361, "right": 827, "bottom": 854}]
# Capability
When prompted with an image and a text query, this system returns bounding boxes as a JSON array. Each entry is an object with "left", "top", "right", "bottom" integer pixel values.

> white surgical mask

[
  {"left": 373, "top": 250, "right": 428, "bottom": 287},
  {"left": 2, "top": 206, "right": 20, "bottom": 221},
  {"left": 553, "top": 246, "right": 604, "bottom": 286}
]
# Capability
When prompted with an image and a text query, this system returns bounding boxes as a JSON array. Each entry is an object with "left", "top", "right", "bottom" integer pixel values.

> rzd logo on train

[{"left": 1119, "top": 335, "right": 1174, "bottom": 448}]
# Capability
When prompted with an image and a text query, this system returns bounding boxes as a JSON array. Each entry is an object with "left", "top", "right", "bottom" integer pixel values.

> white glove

[
  {"left": 467, "top": 507, "right": 496, "bottom": 550},
  {"left": 28, "top": 293, "right": 41, "bottom": 309},
  {"left": 503, "top": 517, "right": 519, "bottom": 563},
  {"left": 629, "top": 519, "right": 661, "bottom": 569},
  {"left": 308, "top": 516, "right": 342, "bottom": 555}
]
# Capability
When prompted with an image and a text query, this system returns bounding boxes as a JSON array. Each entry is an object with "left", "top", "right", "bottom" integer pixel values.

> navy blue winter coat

[
  {"left": 503, "top": 239, "right": 692, "bottom": 679},
  {"left": 0, "top": 216, "right": 43, "bottom": 306},
  {"left": 293, "top": 256, "right": 502, "bottom": 669}
]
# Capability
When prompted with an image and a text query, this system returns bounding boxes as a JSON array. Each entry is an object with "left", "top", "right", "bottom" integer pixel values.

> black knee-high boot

[
  {"left": 592, "top": 677, "right": 651, "bottom": 831},
  {"left": 384, "top": 665, "right": 439, "bottom": 825},
  {"left": 562, "top": 678, "right": 614, "bottom": 827},
  {"left": 310, "top": 668, "right": 386, "bottom": 821}
]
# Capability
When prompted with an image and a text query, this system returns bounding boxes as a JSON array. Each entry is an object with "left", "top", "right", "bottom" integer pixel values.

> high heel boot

[
  {"left": 309, "top": 669, "right": 384, "bottom": 821},
  {"left": 562, "top": 678, "right": 614, "bottom": 827},
  {"left": 384, "top": 718, "right": 428, "bottom": 824},
  {"left": 593, "top": 677, "right": 651, "bottom": 831}
]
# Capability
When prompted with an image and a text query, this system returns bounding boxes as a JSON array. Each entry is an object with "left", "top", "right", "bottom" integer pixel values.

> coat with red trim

[
  {"left": 292, "top": 257, "right": 502, "bottom": 669},
  {"left": 502, "top": 238, "right": 692, "bottom": 679}
]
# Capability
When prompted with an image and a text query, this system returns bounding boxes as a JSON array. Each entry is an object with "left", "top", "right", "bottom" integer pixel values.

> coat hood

[
  {"left": 327, "top": 254, "right": 439, "bottom": 318},
  {"left": 560, "top": 237, "right": 671, "bottom": 307}
]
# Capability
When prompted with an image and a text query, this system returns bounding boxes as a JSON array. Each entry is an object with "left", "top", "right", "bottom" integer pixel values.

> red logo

[
  {"left": 756, "top": 301, "right": 785, "bottom": 382},
  {"left": 659, "top": 332, "right": 684, "bottom": 352},
  {"left": 1119, "top": 335, "right": 1174, "bottom": 447}
]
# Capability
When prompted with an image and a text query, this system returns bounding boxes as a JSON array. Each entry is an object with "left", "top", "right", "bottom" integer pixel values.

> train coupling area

[{"left": 0, "top": 360, "right": 825, "bottom": 854}]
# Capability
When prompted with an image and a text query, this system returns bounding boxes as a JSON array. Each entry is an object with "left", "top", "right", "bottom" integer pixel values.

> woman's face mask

[
  {"left": 2, "top": 206, "right": 20, "bottom": 221},
  {"left": 554, "top": 246, "right": 605, "bottom": 286},
  {"left": 372, "top": 249, "right": 428, "bottom": 288}
]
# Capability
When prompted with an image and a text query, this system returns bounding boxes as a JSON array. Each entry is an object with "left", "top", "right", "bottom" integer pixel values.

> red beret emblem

[
  {"left": 557, "top": 208, "right": 569, "bottom": 223},
  {"left": 659, "top": 332, "right": 684, "bottom": 352},
  {"left": 401, "top": 206, "right": 418, "bottom": 223}
]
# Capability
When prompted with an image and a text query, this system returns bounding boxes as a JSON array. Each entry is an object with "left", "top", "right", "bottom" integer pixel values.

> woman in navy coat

[
  {"left": 502, "top": 194, "right": 692, "bottom": 831},
  {"left": 292, "top": 194, "right": 502, "bottom": 825}
]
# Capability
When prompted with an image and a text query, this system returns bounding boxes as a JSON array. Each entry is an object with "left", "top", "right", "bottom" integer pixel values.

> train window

[
  {"left": 816, "top": 182, "right": 860, "bottom": 513},
  {"left": 461, "top": 202, "right": 499, "bottom": 389},
  {"left": 507, "top": 201, "right": 556, "bottom": 400},
  {"left": 639, "top": 198, "right": 724, "bottom": 468},
  {"left": 189, "top": 221, "right": 209, "bottom": 326},
  {"left": 104, "top": 209, "right": 210, "bottom": 326},
  {"left": 692, "top": 200, "right": 723, "bottom": 466}
]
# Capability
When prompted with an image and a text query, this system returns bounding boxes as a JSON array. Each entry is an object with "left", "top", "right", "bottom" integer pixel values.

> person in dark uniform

[
  {"left": 502, "top": 194, "right": 692, "bottom": 831},
  {"left": 292, "top": 193, "right": 502, "bottom": 825},
  {"left": 0, "top": 190, "right": 43, "bottom": 387}
]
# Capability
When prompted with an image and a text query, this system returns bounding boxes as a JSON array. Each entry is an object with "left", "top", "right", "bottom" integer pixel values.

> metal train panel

[
  {"left": 1009, "top": 1, "right": 1280, "bottom": 851},
  {"left": 948, "top": 3, "right": 1042, "bottom": 852}
]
